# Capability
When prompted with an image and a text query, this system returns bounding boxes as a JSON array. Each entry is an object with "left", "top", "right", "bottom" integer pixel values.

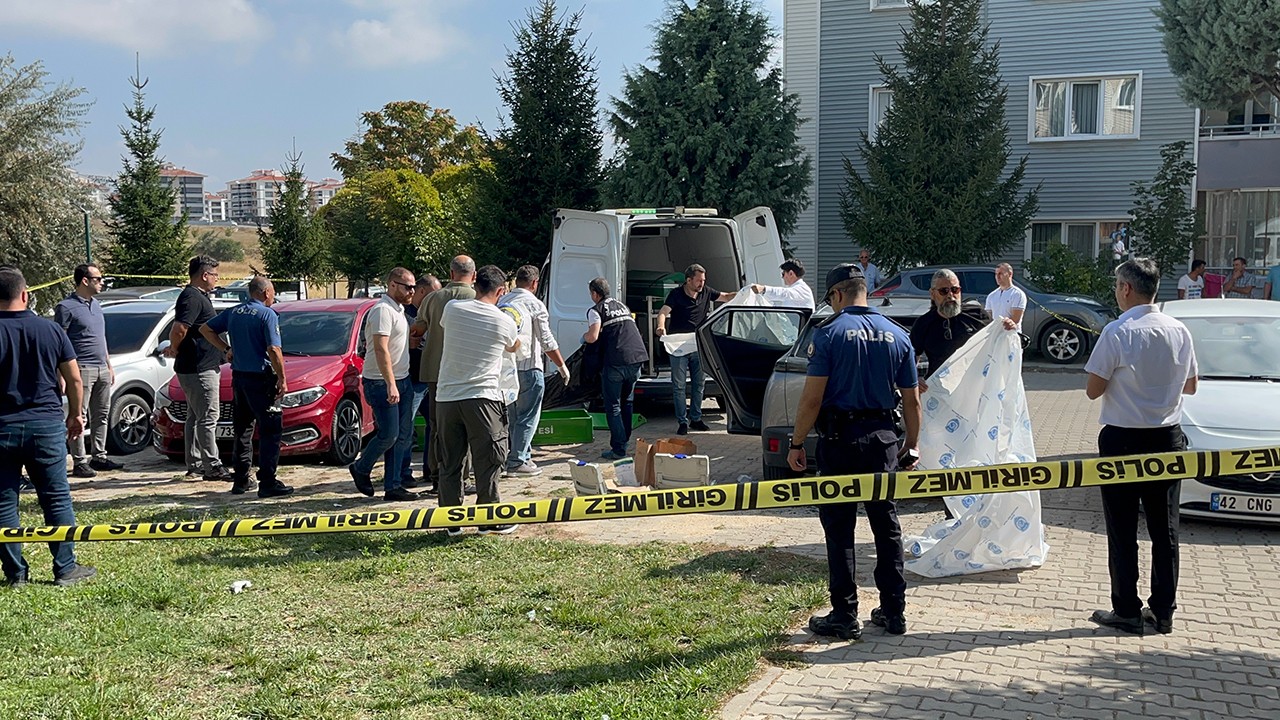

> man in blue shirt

[
  {"left": 788, "top": 264, "right": 922, "bottom": 640},
  {"left": 55, "top": 263, "right": 121, "bottom": 478},
  {"left": 201, "top": 276, "right": 293, "bottom": 498},
  {"left": 0, "top": 266, "right": 97, "bottom": 587}
]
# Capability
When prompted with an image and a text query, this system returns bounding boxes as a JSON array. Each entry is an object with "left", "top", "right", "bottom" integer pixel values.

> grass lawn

[{"left": 1, "top": 502, "right": 826, "bottom": 720}]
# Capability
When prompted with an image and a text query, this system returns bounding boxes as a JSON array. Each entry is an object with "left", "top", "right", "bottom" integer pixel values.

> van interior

[{"left": 622, "top": 220, "right": 744, "bottom": 376}]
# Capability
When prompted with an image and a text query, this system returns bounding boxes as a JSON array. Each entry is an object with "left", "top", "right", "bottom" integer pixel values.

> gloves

[{"left": 558, "top": 364, "right": 571, "bottom": 384}]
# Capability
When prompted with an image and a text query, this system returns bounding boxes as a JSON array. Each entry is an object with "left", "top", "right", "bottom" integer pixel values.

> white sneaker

[
  {"left": 507, "top": 462, "right": 542, "bottom": 476},
  {"left": 445, "top": 527, "right": 465, "bottom": 537},
  {"left": 478, "top": 524, "right": 517, "bottom": 535}
]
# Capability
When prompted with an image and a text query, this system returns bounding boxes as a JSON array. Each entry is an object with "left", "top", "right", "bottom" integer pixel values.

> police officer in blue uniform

[{"left": 788, "top": 264, "right": 922, "bottom": 639}]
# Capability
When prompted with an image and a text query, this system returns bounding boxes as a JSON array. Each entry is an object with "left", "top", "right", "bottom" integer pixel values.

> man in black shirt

[
  {"left": 909, "top": 268, "right": 988, "bottom": 391},
  {"left": 655, "top": 264, "right": 737, "bottom": 434},
  {"left": 166, "top": 255, "right": 230, "bottom": 481},
  {"left": 584, "top": 277, "right": 649, "bottom": 459}
]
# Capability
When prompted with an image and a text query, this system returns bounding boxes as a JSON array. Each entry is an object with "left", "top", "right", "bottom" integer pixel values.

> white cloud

[
  {"left": 0, "top": 0, "right": 271, "bottom": 53},
  {"left": 333, "top": 0, "right": 463, "bottom": 68}
]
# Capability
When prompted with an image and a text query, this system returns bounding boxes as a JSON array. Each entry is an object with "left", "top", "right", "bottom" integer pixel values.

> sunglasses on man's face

[
  {"left": 394, "top": 281, "right": 417, "bottom": 292},
  {"left": 86, "top": 276, "right": 104, "bottom": 282},
  {"left": 933, "top": 286, "right": 962, "bottom": 295}
]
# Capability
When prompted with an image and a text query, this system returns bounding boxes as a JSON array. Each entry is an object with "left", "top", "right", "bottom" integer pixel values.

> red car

[{"left": 152, "top": 298, "right": 380, "bottom": 465}]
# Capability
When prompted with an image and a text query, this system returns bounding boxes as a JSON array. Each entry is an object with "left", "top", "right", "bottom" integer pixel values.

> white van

[{"left": 542, "top": 206, "right": 787, "bottom": 403}]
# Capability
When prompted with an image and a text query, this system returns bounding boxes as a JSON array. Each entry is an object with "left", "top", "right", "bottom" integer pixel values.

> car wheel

[
  {"left": 326, "top": 397, "right": 364, "bottom": 465},
  {"left": 1040, "top": 322, "right": 1086, "bottom": 364},
  {"left": 761, "top": 462, "right": 801, "bottom": 481},
  {"left": 108, "top": 393, "right": 153, "bottom": 455}
]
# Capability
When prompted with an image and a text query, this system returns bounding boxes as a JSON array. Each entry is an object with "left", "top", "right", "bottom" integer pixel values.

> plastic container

[
  {"left": 653, "top": 452, "right": 711, "bottom": 489},
  {"left": 570, "top": 461, "right": 607, "bottom": 496},
  {"left": 534, "top": 409, "right": 594, "bottom": 445},
  {"left": 589, "top": 412, "right": 647, "bottom": 431}
]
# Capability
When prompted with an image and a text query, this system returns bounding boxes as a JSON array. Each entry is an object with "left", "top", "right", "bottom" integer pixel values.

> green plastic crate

[
  {"left": 533, "top": 409, "right": 594, "bottom": 445},
  {"left": 413, "top": 415, "right": 426, "bottom": 451},
  {"left": 589, "top": 412, "right": 647, "bottom": 431}
]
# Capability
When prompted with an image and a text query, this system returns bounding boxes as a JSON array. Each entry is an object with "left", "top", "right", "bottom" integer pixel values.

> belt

[{"left": 823, "top": 408, "right": 895, "bottom": 422}]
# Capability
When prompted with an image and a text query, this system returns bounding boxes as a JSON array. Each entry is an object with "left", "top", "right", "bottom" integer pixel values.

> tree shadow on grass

[{"left": 644, "top": 547, "right": 828, "bottom": 586}]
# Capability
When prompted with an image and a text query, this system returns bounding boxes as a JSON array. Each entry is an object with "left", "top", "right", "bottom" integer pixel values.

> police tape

[{"left": 3, "top": 446, "right": 1278, "bottom": 544}]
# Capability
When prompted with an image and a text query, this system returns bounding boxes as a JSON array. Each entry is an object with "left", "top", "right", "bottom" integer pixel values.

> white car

[
  {"left": 1165, "top": 299, "right": 1280, "bottom": 523},
  {"left": 102, "top": 299, "right": 234, "bottom": 455}
]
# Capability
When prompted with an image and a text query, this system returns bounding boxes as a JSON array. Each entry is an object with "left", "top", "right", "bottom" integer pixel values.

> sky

[{"left": 1, "top": 0, "right": 784, "bottom": 191}]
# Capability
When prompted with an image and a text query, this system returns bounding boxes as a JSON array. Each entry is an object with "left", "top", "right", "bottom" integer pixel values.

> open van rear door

[
  {"left": 546, "top": 209, "right": 620, "bottom": 355},
  {"left": 697, "top": 305, "right": 811, "bottom": 434},
  {"left": 733, "top": 207, "right": 787, "bottom": 285}
]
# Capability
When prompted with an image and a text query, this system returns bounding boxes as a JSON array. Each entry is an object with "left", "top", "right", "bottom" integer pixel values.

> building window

[
  {"left": 869, "top": 85, "right": 894, "bottom": 140},
  {"left": 1197, "top": 189, "right": 1280, "bottom": 275},
  {"left": 870, "top": 0, "right": 909, "bottom": 8},
  {"left": 1028, "top": 220, "right": 1130, "bottom": 260},
  {"left": 1031, "top": 73, "right": 1140, "bottom": 141}
]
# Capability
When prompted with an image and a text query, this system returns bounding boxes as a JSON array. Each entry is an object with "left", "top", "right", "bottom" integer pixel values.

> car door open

[{"left": 696, "top": 306, "right": 810, "bottom": 434}]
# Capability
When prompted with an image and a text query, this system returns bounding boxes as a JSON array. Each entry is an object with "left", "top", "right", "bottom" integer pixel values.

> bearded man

[{"left": 909, "top": 269, "right": 988, "bottom": 393}]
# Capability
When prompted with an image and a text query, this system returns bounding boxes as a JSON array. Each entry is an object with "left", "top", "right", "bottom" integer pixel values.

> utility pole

[{"left": 80, "top": 206, "right": 92, "bottom": 263}]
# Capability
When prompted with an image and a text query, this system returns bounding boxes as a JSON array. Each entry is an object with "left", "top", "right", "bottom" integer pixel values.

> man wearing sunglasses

[
  {"left": 54, "top": 263, "right": 121, "bottom": 479},
  {"left": 909, "top": 269, "right": 987, "bottom": 393}
]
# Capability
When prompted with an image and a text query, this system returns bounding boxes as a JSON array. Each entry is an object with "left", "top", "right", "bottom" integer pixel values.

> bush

[
  {"left": 190, "top": 229, "right": 245, "bottom": 263},
  {"left": 1024, "top": 243, "right": 1117, "bottom": 310}
]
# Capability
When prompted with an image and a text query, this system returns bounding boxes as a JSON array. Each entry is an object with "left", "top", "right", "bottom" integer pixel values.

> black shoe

[
  {"left": 230, "top": 479, "right": 258, "bottom": 495},
  {"left": 203, "top": 468, "right": 233, "bottom": 482},
  {"left": 6, "top": 572, "right": 28, "bottom": 588},
  {"left": 1090, "top": 609, "right": 1144, "bottom": 635},
  {"left": 424, "top": 484, "right": 439, "bottom": 496},
  {"left": 463, "top": 484, "right": 477, "bottom": 496},
  {"left": 808, "top": 612, "right": 861, "bottom": 640},
  {"left": 478, "top": 524, "right": 517, "bottom": 535},
  {"left": 54, "top": 564, "right": 97, "bottom": 587},
  {"left": 258, "top": 483, "right": 295, "bottom": 499},
  {"left": 18, "top": 476, "right": 34, "bottom": 492},
  {"left": 185, "top": 469, "right": 202, "bottom": 479},
  {"left": 72, "top": 464, "right": 97, "bottom": 479},
  {"left": 676, "top": 423, "right": 689, "bottom": 436},
  {"left": 349, "top": 464, "right": 374, "bottom": 497},
  {"left": 385, "top": 487, "right": 419, "bottom": 502},
  {"left": 689, "top": 420, "right": 711, "bottom": 432},
  {"left": 869, "top": 607, "right": 907, "bottom": 635},
  {"left": 401, "top": 476, "right": 422, "bottom": 489},
  {"left": 445, "top": 527, "right": 465, "bottom": 537},
  {"left": 89, "top": 458, "right": 124, "bottom": 471},
  {"left": 1142, "top": 607, "right": 1174, "bottom": 635}
]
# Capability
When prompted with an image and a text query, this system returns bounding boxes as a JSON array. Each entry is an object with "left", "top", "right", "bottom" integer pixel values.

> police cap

[{"left": 825, "top": 263, "right": 865, "bottom": 289}]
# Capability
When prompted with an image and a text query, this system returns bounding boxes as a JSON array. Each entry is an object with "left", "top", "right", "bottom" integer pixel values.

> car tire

[
  {"left": 762, "top": 462, "right": 801, "bottom": 481},
  {"left": 326, "top": 397, "right": 364, "bottom": 465},
  {"left": 1040, "top": 322, "right": 1086, "bottom": 364},
  {"left": 107, "top": 393, "right": 153, "bottom": 455}
]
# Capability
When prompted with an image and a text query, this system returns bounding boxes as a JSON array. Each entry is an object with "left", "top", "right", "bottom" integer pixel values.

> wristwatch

[{"left": 789, "top": 441, "right": 805, "bottom": 451}]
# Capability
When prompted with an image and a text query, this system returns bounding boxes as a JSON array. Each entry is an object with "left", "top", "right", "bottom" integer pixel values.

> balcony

[{"left": 1197, "top": 122, "right": 1280, "bottom": 191}]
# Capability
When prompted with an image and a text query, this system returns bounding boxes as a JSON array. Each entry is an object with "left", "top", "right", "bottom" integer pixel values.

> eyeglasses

[
  {"left": 394, "top": 280, "right": 417, "bottom": 291},
  {"left": 86, "top": 276, "right": 104, "bottom": 282},
  {"left": 943, "top": 319, "right": 953, "bottom": 341},
  {"left": 933, "top": 286, "right": 962, "bottom": 295}
]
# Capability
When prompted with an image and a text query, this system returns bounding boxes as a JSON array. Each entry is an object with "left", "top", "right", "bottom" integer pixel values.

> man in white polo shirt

[
  {"left": 1084, "top": 258, "right": 1198, "bottom": 636},
  {"left": 436, "top": 265, "right": 521, "bottom": 535},
  {"left": 984, "top": 263, "right": 1027, "bottom": 331},
  {"left": 749, "top": 259, "right": 815, "bottom": 310}
]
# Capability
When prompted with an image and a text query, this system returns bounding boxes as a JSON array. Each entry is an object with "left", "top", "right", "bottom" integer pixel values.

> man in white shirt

[
  {"left": 497, "top": 265, "right": 570, "bottom": 476},
  {"left": 1084, "top": 258, "right": 1198, "bottom": 636},
  {"left": 1177, "top": 260, "right": 1206, "bottom": 300},
  {"left": 750, "top": 259, "right": 815, "bottom": 310},
  {"left": 349, "top": 267, "right": 419, "bottom": 502},
  {"left": 857, "top": 250, "right": 881, "bottom": 290},
  {"left": 436, "top": 265, "right": 521, "bottom": 535},
  {"left": 984, "top": 263, "right": 1027, "bottom": 331}
]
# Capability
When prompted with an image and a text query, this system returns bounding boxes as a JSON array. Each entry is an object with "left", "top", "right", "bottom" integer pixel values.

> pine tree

[
  {"left": 839, "top": 0, "right": 1038, "bottom": 271},
  {"left": 106, "top": 65, "right": 188, "bottom": 281},
  {"left": 607, "top": 0, "right": 811, "bottom": 235},
  {"left": 1156, "top": 0, "right": 1280, "bottom": 111},
  {"left": 259, "top": 149, "right": 329, "bottom": 281},
  {"left": 478, "top": 0, "right": 604, "bottom": 270}
]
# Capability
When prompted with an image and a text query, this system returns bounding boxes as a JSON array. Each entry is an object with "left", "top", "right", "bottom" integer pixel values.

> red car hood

[{"left": 166, "top": 355, "right": 352, "bottom": 401}]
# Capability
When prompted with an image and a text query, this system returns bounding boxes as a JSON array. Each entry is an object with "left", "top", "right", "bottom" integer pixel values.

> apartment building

[
  {"left": 159, "top": 165, "right": 206, "bottom": 221},
  {"left": 783, "top": 0, "right": 1277, "bottom": 287},
  {"left": 227, "top": 169, "right": 286, "bottom": 224},
  {"left": 309, "top": 178, "right": 344, "bottom": 210},
  {"left": 204, "top": 191, "right": 229, "bottom": 223}
]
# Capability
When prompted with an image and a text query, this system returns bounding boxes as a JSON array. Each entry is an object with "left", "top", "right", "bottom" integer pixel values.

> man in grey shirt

[{"left": 54, "top": 264, "right": 120, "bottom": 478}]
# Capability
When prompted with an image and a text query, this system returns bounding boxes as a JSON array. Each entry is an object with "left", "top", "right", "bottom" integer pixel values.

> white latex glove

[{"left": 557, "top": 364, "right": 571, "bottom": 384}]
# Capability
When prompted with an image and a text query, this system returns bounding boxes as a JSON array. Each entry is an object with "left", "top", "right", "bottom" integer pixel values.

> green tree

[
  {"left": 1129, "top": 140, "right": 1202, "bottom": 278},
  {"left": 190, "top": 228, "right": 244, "bottom": 263},
  {"left": 331, "top": 101, "right": 485, "bottom": 180},
  {"left": 0, "top": 54, "right": 92, "bottom": 309},
  {"left": 839, "top": 0, "right": 1038, "bottom": 272},
  {"left": 1156, "top": 1, "right": 1280, "bottom": 111},
  {"left": 258, "top": 150, "right": 329, "bottom": 281},
  {"left": 606, "top": 0, "right": 811, "bottom": 235},
  {"left": 105, "top": 67, "right": 188, "bottom": 281},
  {"left": 478, "top": 0, "right": 604, "bottom": 270},
  {"left": 433, "top": 160, "right": 493, "bottom": 267},
  {"left": 1024, "top": 243, "right": 1117, "bottom": 309}
]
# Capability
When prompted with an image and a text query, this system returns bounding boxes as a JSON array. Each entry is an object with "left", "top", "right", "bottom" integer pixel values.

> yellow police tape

[{"left": 3, "top": 446, "right": 1278, "bottom": 544}]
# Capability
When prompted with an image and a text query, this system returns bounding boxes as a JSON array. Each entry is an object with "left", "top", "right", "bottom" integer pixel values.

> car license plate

[
  {"left": 215, "top": 425, "right": 235, "bottom": 439},
  {"left": 1210, "top": 493, "right": 1279, "bottom": 515}
]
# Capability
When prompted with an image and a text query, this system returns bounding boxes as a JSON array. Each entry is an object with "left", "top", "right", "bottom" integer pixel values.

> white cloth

[
  {"left": 361, "top": 294, "right": 409, "bottom": 380},
  {"left": 984, "top": 285, "right": 1027, "bottom": 330},
  {"left": 904, "top": 323, "right": 1049, "bottom": 578},
  {"left": 760, "top": 279, "right": 815, "bottom": 310},
  {"left": 1084, "top": 304, "right": 1198, "bottom": 428},
  {"left": 498, "top": 287, "right": 558, "bottom": 371},
  {"left": 859, "top": 262, "right": 881, "bottom": 289},
  {"left": 1177, "top": 274, "right": 1204, "bottom": 300},
  {"left": 435, "top": 299, "right": 519, "bottom": 403}
]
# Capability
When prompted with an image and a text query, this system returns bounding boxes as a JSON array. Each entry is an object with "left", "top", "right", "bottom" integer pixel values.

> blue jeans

[
  {"left": 399, "top": 380, "right": 429, "bottom": 482},
  {"left": 355, "top": 377, "right": 414, "bottom": 492},
  {"left": 506, "top": 369, "right": 545, "bottom": 468},
  {"left": 602, "top": 363, "right": 642, "bottom": 454},
  {"left": 670, "top": 351, "right": 705, "bottom": 424},
  {"left": 0, "top": 420, "right": 80, "bottom": 580}
]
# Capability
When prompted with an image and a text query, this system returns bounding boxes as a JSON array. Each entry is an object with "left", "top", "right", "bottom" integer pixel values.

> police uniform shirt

[
  {"left": 205, "top": 298, "right": 281, "bottom": 374},
  {"left": 808, "top": 306, "right": 917, "bottom": 411},
  {"left": 909, "top": 307, "right": 986, "bottom": 378}
]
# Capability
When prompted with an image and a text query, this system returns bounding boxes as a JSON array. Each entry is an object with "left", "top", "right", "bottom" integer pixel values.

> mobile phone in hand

[{"left": 899, "top": 448, "right": 920, "bottom": 468}]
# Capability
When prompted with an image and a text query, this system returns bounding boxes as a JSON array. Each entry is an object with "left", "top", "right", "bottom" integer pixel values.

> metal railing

[{"left": 1199, "top": 122, "right": 1280, "bottom": 139}]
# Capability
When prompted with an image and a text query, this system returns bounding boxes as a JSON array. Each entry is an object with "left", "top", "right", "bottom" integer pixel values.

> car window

[
  {"left": 909, "top": 273, "right": 931, "bottom": 291},
  {"left": 1182, "top": 316, "right": 1280, "bottom": 378},
  {"left": 279, "top": 312, "right": 357, "bottom": 356},
  {"left": 356, "top": 313, "right": 369, "bottom": 356},
  {"left": 105, "top": 311, "right": 166, "bottom": 355},
  {"left": 710, "top": 309, "right": 802, "bottom": 348},
  {"left": 960, "top": 271, "right": 998, "bottom": 296}
]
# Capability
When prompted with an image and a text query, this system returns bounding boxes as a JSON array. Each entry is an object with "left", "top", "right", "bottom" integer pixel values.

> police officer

[
  {"left": 584, "top": 277, "right": 648, "bottom": 459},
  {"left": 788, "top": 264, "right": 921, "bottom": 639}
]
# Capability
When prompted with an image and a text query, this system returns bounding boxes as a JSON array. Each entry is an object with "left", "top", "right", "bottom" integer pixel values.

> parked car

[
  {"left": 870, "top": 265, "right": 1114, "bottom": 364},
  {"left": 98, "top": 285, "right": 184, "bottom": 306},
  {"left": 152, "top": 298, "right": 379, "bottom": 465},
  {"left": 102, "top": 298, "right": 237, "bottom": 454},
  {"left": 1164, "top": 299, "right": 1280, "bottom": 524}
]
